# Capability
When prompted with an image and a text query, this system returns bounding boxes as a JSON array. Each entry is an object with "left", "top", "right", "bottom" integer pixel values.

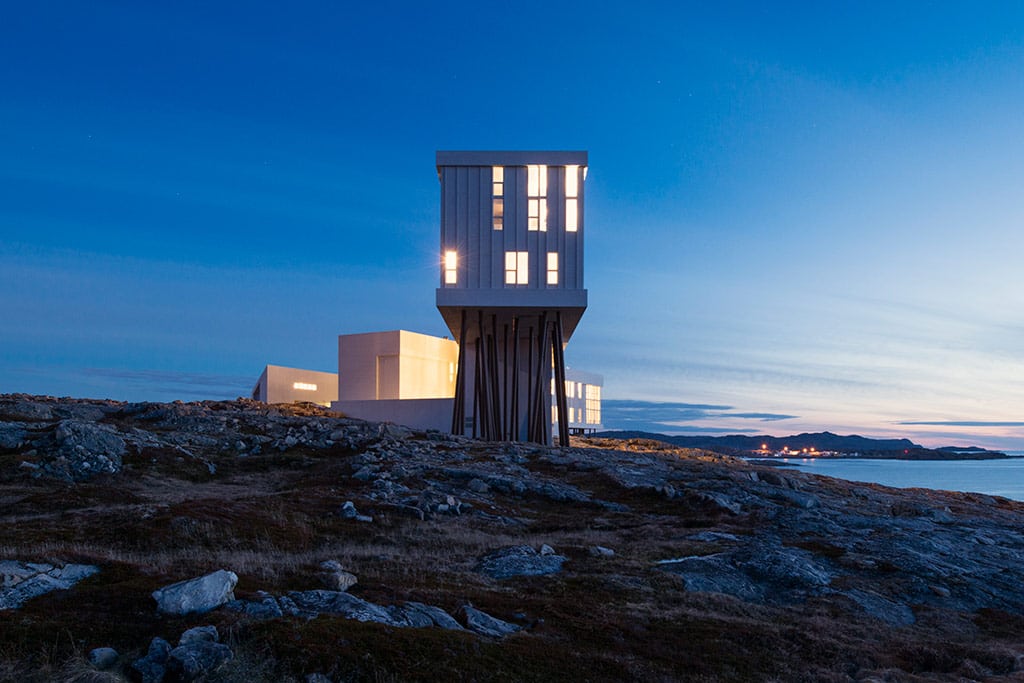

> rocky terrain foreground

[{"left": 2, "top": 395, "right": 1024, "bottom": 682}]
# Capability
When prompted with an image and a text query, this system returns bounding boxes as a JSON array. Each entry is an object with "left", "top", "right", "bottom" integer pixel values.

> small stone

[
  {"left": 539, "top": 544, "right": 556, "bottom": 556},
  {"left": 306, "top": 675, "right": 333, "bottom": 683},
  {"left": 165, "top": 641, "right": 234, "bottom": 681},
  {"left": 318, "top": 561, "right": 358, "bottom": 592},
  {"left": 355, "top": 514, "right": 373, "bottom": 523},
  {"left": 131, "top": 657, "right": 166, "bottom": 683},
  {"left": 340, "top": 501, "right": 358, "bottom": 519},
  {"left": 930, "top": 584, "right": 951, "bottom": 597},
  {"left": 178, "top": 625, "right": 219, "bottom": 646},
  {"left": 467, "top": 478, "right": 489, "bottom": 493},
  {"left": 589, "top": 545, "right": 615, "bottom": 558},
  {"left": 147, "top": 637, "right": 173, "bottom": 662},
  {"left": 88, "top": 647, "right": 119, "bottom": 670}
]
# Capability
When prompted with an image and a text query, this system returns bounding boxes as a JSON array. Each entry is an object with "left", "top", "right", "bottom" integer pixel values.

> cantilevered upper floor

[{"left": 435, "top": 150, "right": 588, "bottom": 339}]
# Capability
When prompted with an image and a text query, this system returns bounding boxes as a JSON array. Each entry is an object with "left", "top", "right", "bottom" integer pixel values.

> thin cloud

[
  {"left": 602, "top": 399, "right": 798, "bottom": 434},
  {"left": 898, "top": 420, "right": 1024, "bottom": 427}
]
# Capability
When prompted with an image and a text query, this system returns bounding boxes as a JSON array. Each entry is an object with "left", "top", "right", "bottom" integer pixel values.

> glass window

[
  {"left": 505, "top": 251, "right": 528, "bottom": 285},
  {"left": 547, "top": 252, "right": 558, "bottom": 285},
  {"left": 492, "top": 167, "right": 504, "bottom": 230},
  {"left": 527, "top": 165, "right": 547, "bottom": 231},
  {"left": 565, "top": 165, "right": 579, "bottom": 232}
]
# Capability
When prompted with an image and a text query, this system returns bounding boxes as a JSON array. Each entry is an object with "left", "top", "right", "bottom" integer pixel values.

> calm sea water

[{"left": 770, "top": 454, "right": 1024, "bottom": 501}]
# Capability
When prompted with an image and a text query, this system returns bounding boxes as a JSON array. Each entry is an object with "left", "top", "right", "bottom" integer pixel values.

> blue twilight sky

[{"left": 3, "top": 2, "right": 1024, "bottom": 449}]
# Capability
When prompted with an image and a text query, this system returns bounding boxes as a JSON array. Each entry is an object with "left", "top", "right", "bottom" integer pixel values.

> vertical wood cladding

[{"left": 439, "top": 154, "right": 586, "bottom": 292}]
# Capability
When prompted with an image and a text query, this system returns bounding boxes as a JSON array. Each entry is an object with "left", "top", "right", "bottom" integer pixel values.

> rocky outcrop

[
  {"left": 476, "top": 545, "right": 567, "bottom": 579},
  {"left": 152, "top": 570, "right": 238, "bottom": 615},
  {"left": 0, "top": 560, "right": 99, "bottom": 610}
]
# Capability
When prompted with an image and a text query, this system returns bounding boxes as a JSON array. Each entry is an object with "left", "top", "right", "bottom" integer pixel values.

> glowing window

[
  {"left": 293, "top": 382, "right": 317, "bottom": 391},
  {"left": 546, "top": 252, "right": 558, "bottom": 285},
  {"left": 492, "top": 166, "right": 504, "bottom": 230},
  {"left": 527, "top": 164, "right": 547, "bottom": 231},
  {"left": 586, "top": 384, "right": 601, "bottom": 424},
  {"left": 504, "top": 251, "right": 528, "bottom": 285},
  {"left": 565, "top": 165, "right": 579, "bottom": 232},
  {"left": 444, "top": 250, "right": 457, "bottom": 285}
]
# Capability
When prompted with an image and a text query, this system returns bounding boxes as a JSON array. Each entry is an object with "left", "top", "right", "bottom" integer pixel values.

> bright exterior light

[
  {"left": 293, "top": 382, "right": 317, "bottom": 391},
  {"left": 444, "top": 250, "right": 457, "bottom": 284}
]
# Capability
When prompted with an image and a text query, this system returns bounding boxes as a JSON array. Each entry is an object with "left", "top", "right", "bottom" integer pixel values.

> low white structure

[
  {"left": 251, "top": 365, "right": 337, "bottom": 407},
  {"left": 559, "top": 368, "right": 604, "bottom": 435},
  {"left": 337, "top": 330, "right": 457, "bottom": 401}
]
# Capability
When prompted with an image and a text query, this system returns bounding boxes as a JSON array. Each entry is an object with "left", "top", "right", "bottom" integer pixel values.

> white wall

[{"left": 253, "top": 365, "right": 338, "bottom": 406}]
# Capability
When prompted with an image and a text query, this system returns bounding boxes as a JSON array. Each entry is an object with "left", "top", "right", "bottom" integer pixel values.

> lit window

[
  {"left": 444, "top": 250, "right": 457, "bottom": 285},
  {"left": 586, "top": 384, "right": 601, "bottom": 424},
  {"left": 547, "top": 252, "right": 558, "bottom": 285},
  {"left": 527, "top": 164, "right": 547, "bottom": 231},
  {"left": 565, "top": 165, "right": 578, "bottom": 232},
  {"left": 492, "top": 166, "right": 504, "bottom": 230},
  {"left": 293, "top": 382, "right": 317, "bottom": 391},
  {"left": 505, "top": 251, "right": 528, "bottom": 285}
]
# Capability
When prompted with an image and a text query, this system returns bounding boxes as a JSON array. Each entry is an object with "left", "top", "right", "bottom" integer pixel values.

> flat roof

[{"left": 436, "top": 150, "right": 587, "bottom": 168}]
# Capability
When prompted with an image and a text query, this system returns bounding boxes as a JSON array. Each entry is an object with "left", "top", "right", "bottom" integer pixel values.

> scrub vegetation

[{"left": 1, "top": 396, "right": 1023, "bottom": 681}]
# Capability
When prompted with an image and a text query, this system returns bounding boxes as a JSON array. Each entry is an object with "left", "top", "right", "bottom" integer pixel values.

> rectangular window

[
  {"left": 586, "top": 384, "right": 601, "bottom": 424},
  {"left": 492, "top": 166, "right": 504, "bottom": 230},
  {"left": 444, "top": 250, "right": 457, "bottom": 285},
  {"left": 527, "top": 164, "right": 547, "bottom": 231},
  {"left": 565, "top": 165, "right": 579, "bottom": 232},
  {"left": 293, "top": 382, "right": 317, "bottom": 391},
  {"left": 546, "top": 252, "right": 558, "bottom": 285},
  {"left": 505, "top": 251, "right": 528, "bottom": 285}
]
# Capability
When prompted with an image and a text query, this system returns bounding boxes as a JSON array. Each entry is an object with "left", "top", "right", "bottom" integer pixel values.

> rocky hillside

[{"left": 2, "top": 394, "right": 1024, "bottom": 681}]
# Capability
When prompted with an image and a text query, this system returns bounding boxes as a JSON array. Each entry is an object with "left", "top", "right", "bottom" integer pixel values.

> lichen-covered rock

[
  {"left": 0, "top": 560, "right": 100, "bottom": 610},
  {"left": 152, "top": 569, "right": 237, "bottom": 615},
  {"left": 476, "top": 545, "right": 566, "bottom": 579}
]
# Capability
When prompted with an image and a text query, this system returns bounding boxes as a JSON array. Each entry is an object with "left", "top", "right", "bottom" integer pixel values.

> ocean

[{"left": 770, "top": 454, "right": 1024, "bottom": 501}]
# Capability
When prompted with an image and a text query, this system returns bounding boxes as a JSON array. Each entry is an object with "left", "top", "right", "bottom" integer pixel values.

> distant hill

[{"left": 591, "top": 430, "right": 1007, "bottom": 459}]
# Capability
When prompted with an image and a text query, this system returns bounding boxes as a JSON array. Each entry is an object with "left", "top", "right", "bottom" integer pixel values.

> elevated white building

[
  {"left": 253, "top": 150, "right": 602, "bottom": 441},
  {"left": 436, "top": 151, "right": 589, "bottom": 445}
]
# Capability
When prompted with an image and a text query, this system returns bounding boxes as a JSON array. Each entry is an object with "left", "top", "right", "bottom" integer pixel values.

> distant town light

[{"left": 293, "top": 382, "right": 317, "bottom": 391}]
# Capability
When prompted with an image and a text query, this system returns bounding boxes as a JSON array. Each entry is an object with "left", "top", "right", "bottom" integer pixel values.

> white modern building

[
  {"left": 253, "top": 151, "right": 602, "bottom": 442},
  {"left": 251, "top": 365, "right": 337, "bottom": 407}
]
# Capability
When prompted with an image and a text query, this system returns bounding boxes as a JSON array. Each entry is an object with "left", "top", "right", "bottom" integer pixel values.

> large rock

[
  {"left": 390, "top": 601, "right": 464, "bottom": 630},
  {"left": 39, "top": 419, "right": 126, "bottom": 482},
  {"left": 476, "top": 545, "right": 566, "bottom": 579},
  {"left": 152, "top": 569, "right": 238, "bottom": 615},
  {"left": 286, "top": 589, "right": 402, "bottom": 625},
  {"left": 460, "top": 604, "right": 521, "bottom": 637},
  {"left": 0, "top": 560, "right": 100, "bottom": 610}
]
